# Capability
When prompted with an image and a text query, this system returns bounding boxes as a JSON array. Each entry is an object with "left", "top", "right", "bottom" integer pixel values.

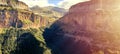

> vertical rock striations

[
  {"left": 0, "top": 10, "right": 48, "bottom": 28},
  {"left": 0, "top": 0, "right": 28, "bottom": 10},
  {"left": 44, "top": 0, "right": 120, "bottom": 54},
  {"left": 0, "top": 0, "right": 48, "bottom": 28}
]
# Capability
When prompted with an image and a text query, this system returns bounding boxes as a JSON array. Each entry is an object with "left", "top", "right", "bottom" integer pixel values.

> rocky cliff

[
  {"left": 0, "top": 1, "right": 52, "bottom": 54},
  {"left": 0, "top": 0, "right": 28, "bottom": 10},
  {"left": 0, "top": 9, "right": 47, "bottom": 28},
  {"left": 0, "top": 0, "right": 52, "bottom": 54},
  {"left": 0, "top": 0, "right": 48, "bottom": 28},
  {"left": 43, "top": 0, "right": 120, "bottom": 54}
]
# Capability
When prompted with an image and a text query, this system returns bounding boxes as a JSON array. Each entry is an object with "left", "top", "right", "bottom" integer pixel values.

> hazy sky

[{"left": 19, "top": 0, "right": 89, "bottom": 9}]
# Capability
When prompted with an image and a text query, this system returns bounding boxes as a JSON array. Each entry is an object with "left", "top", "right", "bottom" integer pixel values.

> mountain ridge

[
  {"left": 0, "top": 0, "right": 28, "bottom": 10},
  {"left": 30, "top": 6, "right": 67, "bottom": 19},
  {"left": 43, "top": 0, "right": 120, "bottom": 54},
  {"left": 0, "top": 0, "right": 51, "bottom": 28}
]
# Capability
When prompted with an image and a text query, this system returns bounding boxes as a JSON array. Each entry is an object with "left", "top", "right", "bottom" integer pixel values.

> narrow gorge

[{"left": 43, "top": 0, "right": 120, "bottom": 54}]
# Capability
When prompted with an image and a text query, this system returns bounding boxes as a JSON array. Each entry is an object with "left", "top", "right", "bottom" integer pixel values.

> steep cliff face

[
  {"left": 0, "top": 0, "right": 52, "bottom": 54},
  {"left": 0, "top": 9, "right": 48, "bottom": 28},
  {"left": 0, "top": 0, "right": 49, "bottom": 28},
  {"left": 44, "top": 0, "right": 120, "bottom": 54},
  {"left": 0, "top": 10, "right": 18, "bottom": 28},
  {"left": 9, "top": 0, "right": 28, "bottom": 10},
  {"left": 0, "top": 0, "right": 28, "bottom": 10}
]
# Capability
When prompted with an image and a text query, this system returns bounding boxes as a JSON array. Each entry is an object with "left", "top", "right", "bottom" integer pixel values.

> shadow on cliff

[
  {"left": 43, "top": 21, "right": 64, "bottom": 54},
  {"left": 11, "top": 32, "right": 44, "bottom": 54},
  {"left": 43, "top": 19, "right": 92, "bottom": 54},
  {"left": 11, "top": 20, "right": 23, "bottom": 28}
]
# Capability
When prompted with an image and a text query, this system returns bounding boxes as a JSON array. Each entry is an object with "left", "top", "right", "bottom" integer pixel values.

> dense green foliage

[{"left": 0, "top": 27, "right": 51, "bottom": 54}]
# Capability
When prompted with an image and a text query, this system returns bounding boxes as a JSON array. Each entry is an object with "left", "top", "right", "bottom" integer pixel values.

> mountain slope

[
  {"left": 43, "top": 0, "right": 120, "bottom": 54},
  {"left": 0, "top": 0, "right": 49, "bottom": 28},
  {"left": 0, "top": 0, "right": 52, "bottom": 54},
  {"left": 30, "top": 6, "right": 67, "bottom": 19}
]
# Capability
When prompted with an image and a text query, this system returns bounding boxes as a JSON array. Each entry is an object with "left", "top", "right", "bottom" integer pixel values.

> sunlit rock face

[
  {"left": 0, "top": 0, "right": 28, "bottom": 10},
  {"left": 44, "top": 0, "right": 120, "bottom": 54},
  {"left": 0, "top": 10, "right": 47, "bottom": 28},
  {"left": 0, "top": 0, "right": 7, "bottom": 5}
]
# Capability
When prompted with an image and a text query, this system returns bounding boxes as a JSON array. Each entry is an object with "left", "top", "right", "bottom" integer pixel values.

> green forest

[{"left": 0, "top": 27, "right": 51, "bottom": 54}]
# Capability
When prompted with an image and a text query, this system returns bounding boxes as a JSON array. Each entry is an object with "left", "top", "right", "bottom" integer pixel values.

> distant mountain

[
  {"left": 0, "top": 0, "right": 49, "bottom": 28},
  {"left": 44, "top": 6, "right": 67, "bottom": 14},
  {"left": 30, "top": 6, "right": 67, "bottom": 19},
  {"left": 0, "top": 1, "right": 52, "bottom": 54}
]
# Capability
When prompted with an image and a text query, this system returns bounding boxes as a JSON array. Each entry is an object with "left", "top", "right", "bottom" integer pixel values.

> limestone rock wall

[
  {"left": 0, "top": 10, "right": 48, "bottom": 28},
  {"left": 0, "top": 0, "right": 28, "bottom": 10},
  {"left": 44, "top": 0, "right": 120, "bottom": 54}
]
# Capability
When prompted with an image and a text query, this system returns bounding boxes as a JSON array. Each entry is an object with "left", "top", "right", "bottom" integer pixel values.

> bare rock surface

[{"left": 43, "top": 0, "right": 120, "bottom": 54}]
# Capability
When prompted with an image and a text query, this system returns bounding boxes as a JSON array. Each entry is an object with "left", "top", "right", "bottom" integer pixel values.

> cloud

[
  {"left": 57, "top": 0, "right": 89, "bottom": 9},
  {"left": 19, "top": 0, "right": 55, "bottom": 7},
  {"left": 19, "top": 0, "right": 89, "bottom": 9}
]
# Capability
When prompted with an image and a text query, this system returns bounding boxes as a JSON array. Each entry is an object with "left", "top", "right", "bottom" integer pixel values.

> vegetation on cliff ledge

[{"left": 0, "top": 27, "right": 51, "bottom": 54}]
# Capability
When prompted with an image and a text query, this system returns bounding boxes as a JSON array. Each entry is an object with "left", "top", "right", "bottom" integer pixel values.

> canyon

[
  {"left": 2, "top": 0, "right": 120, "bottom": 54},
  {"left": 0, "top": 1, "right": 52, "bottom": 54},
  {"left": 43, "top": 0, "right": 120, "bottom": 54},
  {"left": 0, "top": 0, "right": 48, "bottom": 28},
  {"left": 0, "top": 0, "right": 66, "bottom": 28},
  {"left": 0, "top": 0, "right": 66, "bottom": 54}
]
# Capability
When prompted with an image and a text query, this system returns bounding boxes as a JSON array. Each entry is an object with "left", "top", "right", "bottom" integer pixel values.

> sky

[{"left": 19, "top": 0, "right": 89, "bottom": 9}]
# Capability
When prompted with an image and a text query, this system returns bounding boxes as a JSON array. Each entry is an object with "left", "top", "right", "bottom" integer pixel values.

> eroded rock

[{"left": 44, "top": 0, "right": 120, "bottom": 54}]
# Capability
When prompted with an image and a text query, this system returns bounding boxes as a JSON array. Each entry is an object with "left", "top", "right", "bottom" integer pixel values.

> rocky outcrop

[
  {"left": 0, "top": 0, "right": 50, "bottom": 28},
  {"left": 9, "top": 0, "right": 28, "bottom": 10},
  {"left": 0, "top": 9, "right": 48, "bottom": 28},
  {"left": 0, "top": 0, "right": 7, "bottom": 5},
  {"left": 0, "top": 0, "right": 28, "bottom": 10},
  {"left": 43, "top": 0, "right": 120, "bottom": 54}
]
